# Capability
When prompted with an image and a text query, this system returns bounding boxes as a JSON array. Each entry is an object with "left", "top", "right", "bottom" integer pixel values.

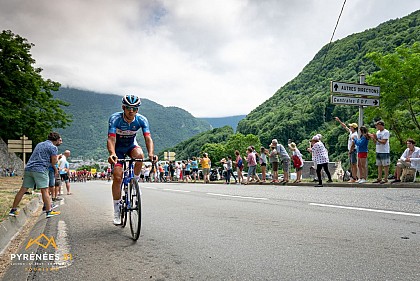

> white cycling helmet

[{"left": 122, "top": 95, "right": 141, "bottom": 107}]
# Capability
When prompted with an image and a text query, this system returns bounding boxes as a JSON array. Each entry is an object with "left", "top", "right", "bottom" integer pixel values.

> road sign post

[
  {"left": 8, "top": 135, "right": 32, "bottom": 167},
  {"left": 331, "top": 75, "right": 380, "bottom": 180},
  {"left": 331, "top": 75, "right": 381, "bottom": 129}
]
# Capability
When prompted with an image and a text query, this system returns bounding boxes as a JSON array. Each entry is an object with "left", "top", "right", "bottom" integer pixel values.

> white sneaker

[
  {"left": 113, "top": 208, "right": 121, "bottom": 225},
  {"left": 358, "top": 179, "right": 367, "bottom": 184}
]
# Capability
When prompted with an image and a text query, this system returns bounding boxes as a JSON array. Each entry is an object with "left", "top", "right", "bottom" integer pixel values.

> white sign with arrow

[
  {"left": 331, "top": 95, "right": 380, "bottom": 107},
  {"left": 331, "top": 81, "right": 380, "bottom": 97}
]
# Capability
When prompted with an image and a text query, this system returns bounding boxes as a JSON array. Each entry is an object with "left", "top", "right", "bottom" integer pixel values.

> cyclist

[{"left": 107, "top": 94, "right": 155, "bottom": 225}]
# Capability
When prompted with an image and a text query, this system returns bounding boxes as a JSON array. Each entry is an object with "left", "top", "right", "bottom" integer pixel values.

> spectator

[
  {"left": 200, "top": 153, "right": 211, "bottom": 183},
  {"left": 269, "top": 144, "right": 279, "bottom": 183},
  {"left": 391, "top": 138, "right": 420, "bottom": 183},
  {"left": 169, "top": 161, "right": 175, "bottom": 181},
  {"left": 184, "top": 160, "right": 192, "bottom": 183},
  {"left": 288, "top": 142, "right": 304, "bottom": 183},
  {"left": 245, "top": 147, "right": 259, "bottom": 184},
  {"left": 271, "top": 139, "right": 290, "bottom": 185},
  {"left": 160, "top": 163, "right": 165, "bottom": 182},
  {"left": 223, "top": 156, "right": 237, "bottom": 184},
  {"left": 234, "top": 150, "right": 244, "bottom": 184},
  {"left": 259, "top": 147, "right": 269, "bottom": 182},
  {"left": 163, "top": 162, "right": 169, "bottom": 181},
  {"left": 191, "top": 157, "right": 199, "bottom": 183},
  {"left": 307, "top": 135, "right": 332, "bottom": 187},
  {"left": 58, "top": 150, "right": 72, "bottom": 195},
  {"left": 352, "top": 126, "right": 371, "bottom": 184},
  {"left": 369, "top": 120, "right": 390, "bottom": 184},
  {"left": 9, "top": 132, "right": 62, "bottom": 218},
  {"left": 335, "top": 117, "right": 359, "bottom": 182}
]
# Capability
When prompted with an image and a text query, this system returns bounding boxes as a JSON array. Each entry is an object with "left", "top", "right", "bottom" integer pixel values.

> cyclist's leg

[
  {"left": 112, "top": 165, "right": 123, "bottom": 200},
  {"left": 129, "top": 146, "right": 145, "bottom": 178},
  {"left": 112, "top": 147, "right": 127, "bottom": 225}
]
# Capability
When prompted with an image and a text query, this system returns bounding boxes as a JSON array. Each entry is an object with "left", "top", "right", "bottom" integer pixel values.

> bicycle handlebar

[{"left": 116, "top": 158, "right": 153, "bottom": 162}]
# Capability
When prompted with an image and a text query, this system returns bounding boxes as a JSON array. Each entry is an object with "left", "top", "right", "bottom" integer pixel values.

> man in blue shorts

[
  {"left": 9, "top": 132, "right": 62, "bottom": 218},
  {"left": 107, "top": 94, "right": 155, "bottom": 225}
]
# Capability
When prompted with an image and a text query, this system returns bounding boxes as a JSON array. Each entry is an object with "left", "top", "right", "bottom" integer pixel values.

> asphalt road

[{"left": 3, "top": 181, "right": 420, "bottom": 280}]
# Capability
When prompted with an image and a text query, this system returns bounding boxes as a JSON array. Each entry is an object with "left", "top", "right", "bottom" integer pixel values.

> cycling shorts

[{"left": 115, "top": 143, "right": 140, "bottom": 167}]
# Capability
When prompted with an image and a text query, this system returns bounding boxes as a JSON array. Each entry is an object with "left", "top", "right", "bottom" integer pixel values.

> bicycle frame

[{"left": 116, "top": 158, "right": 149, "bottom": 240}]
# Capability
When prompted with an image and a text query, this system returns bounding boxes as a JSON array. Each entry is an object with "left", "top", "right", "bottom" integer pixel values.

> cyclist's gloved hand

[{"left": 108, "top": 154, "right": 118, "bottom": 164}]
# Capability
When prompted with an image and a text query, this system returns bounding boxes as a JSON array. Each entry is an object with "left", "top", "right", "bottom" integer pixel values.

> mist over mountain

[{"left": 200, "top": 115, "right": 246, "bottom": 132}]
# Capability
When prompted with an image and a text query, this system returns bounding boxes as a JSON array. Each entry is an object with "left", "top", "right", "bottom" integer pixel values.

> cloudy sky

[{"left": 1, "top": 1, "right": 419, "bottom": 117}]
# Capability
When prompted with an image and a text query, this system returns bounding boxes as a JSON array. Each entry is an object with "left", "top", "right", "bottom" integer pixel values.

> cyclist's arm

[
  {"left": 107, "top": 135, "right": 118, "bottom": 163},
  {"left": 144, "top": 134, "right": 154, "bottom": 160}
]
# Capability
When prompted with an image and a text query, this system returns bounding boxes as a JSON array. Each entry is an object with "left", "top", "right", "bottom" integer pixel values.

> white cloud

[{"left": 0, "top": 0, "right": 419, "bottom": 117}]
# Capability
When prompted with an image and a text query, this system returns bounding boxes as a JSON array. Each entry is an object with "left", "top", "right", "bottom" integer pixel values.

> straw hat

[{"left": 288, "top": 142, "right": 297, "bottom": 150}]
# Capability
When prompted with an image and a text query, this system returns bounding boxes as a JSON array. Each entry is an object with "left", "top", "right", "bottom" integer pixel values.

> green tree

[
  {"left": 224, "top": 133, "right": 261, "bottom": 158},
  {"left": 365, "top": 42, "right": 420, "bottom": 147},
  {"left": 0, "top": 30, "right": 71, "bottom": 144}
]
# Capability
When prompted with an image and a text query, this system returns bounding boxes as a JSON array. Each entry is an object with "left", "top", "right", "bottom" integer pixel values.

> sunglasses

[{"left": 124, "top": 106, "right": 139, "bottom": 111}]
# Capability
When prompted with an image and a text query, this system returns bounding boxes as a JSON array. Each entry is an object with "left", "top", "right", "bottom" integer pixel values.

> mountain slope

[
  {"left": 53, "top": 88, "right": 212, "bottom": 159},
  {"left": 237, "top": 10, "right": 420, "bottom": 161}
]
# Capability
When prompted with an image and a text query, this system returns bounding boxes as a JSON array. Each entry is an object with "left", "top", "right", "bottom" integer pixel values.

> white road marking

[
  {"left": 309, "top": 203, "right": 420, "bottom": 217},
  {"left": 163, "top": 189, "right": 191, "bottom": 193},
  {"left": 54, "top": 220, "right": 73, "bottom": 268},
  {"left": 206, "top": 193, "right": 269, "bottom": 201}
]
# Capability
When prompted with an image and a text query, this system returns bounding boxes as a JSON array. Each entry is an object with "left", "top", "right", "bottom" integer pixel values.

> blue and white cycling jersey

[{"left": 108, "top": 112, "right": 151, "bottom": 148}]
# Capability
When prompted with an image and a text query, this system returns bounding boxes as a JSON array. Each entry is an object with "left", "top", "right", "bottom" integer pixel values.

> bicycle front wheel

[
  {"left": 121, "top": 185, "right": 128, "bottom": 228},
  {"left": 129, "top": 179, "right": 141, "bottom": 240}
]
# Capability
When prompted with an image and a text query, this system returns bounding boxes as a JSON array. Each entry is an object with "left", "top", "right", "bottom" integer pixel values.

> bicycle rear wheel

[{"left": 129, "top": 179, "right": 141, "bottom": 240}]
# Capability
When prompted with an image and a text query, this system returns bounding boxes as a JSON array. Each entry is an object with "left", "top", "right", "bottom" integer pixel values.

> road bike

[{"left": 117, "top": 158, "right": 149, "bottom": 240}]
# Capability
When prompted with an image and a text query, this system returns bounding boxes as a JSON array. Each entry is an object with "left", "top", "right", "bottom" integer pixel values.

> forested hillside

[
  {"left": 53, "top": 88, "right": 212, "bottom": 159},
  {"left": 237, "top": 10, "right": 420, "bottom": 162},
  {"left": 163, "top": 10, "right": 419, "bottom": 170},
  {"left": 161, "top": 126, "right": 235, "bottom": 160}
]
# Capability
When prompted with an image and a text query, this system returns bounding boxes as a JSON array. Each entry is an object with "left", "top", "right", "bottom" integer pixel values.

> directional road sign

[
  {"left": 164, "top": 151, "right": 176, "bottom": 161},
  {"left": 331, "top": 95, "right": 380, "bottom": 107},
  {"left": 331, "top": 81, "right": 380, "bottom": 97},
  {"left": 8, "top": 138, "right": 33, "bottom": 153}
]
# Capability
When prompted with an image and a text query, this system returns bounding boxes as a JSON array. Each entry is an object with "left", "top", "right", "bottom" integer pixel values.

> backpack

[
  {"left": 255, "top": 153, "right": 260, "bottom": 163},
  {"left": 237, "top": 158, "right": 243, "bottom": 168},
  {"left": 291, "top": 155, "right": 302, "bottom": 168}
]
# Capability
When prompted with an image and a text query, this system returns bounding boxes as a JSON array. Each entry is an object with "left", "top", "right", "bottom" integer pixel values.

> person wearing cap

[
  {"left": 270, "top": 139, "right": 291, "bottom": 185},
  {"left": 288, "top": 142, "right": 304, "bottom": 183},
  {"left": 369, "top": 120, "right": 390, "bottom": 184},
  {"left": 335, "top": 117, "right": 359, "bottom": 183},
  {"left": 307, "top": 135, "right": 332, "bottom": 187}
]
